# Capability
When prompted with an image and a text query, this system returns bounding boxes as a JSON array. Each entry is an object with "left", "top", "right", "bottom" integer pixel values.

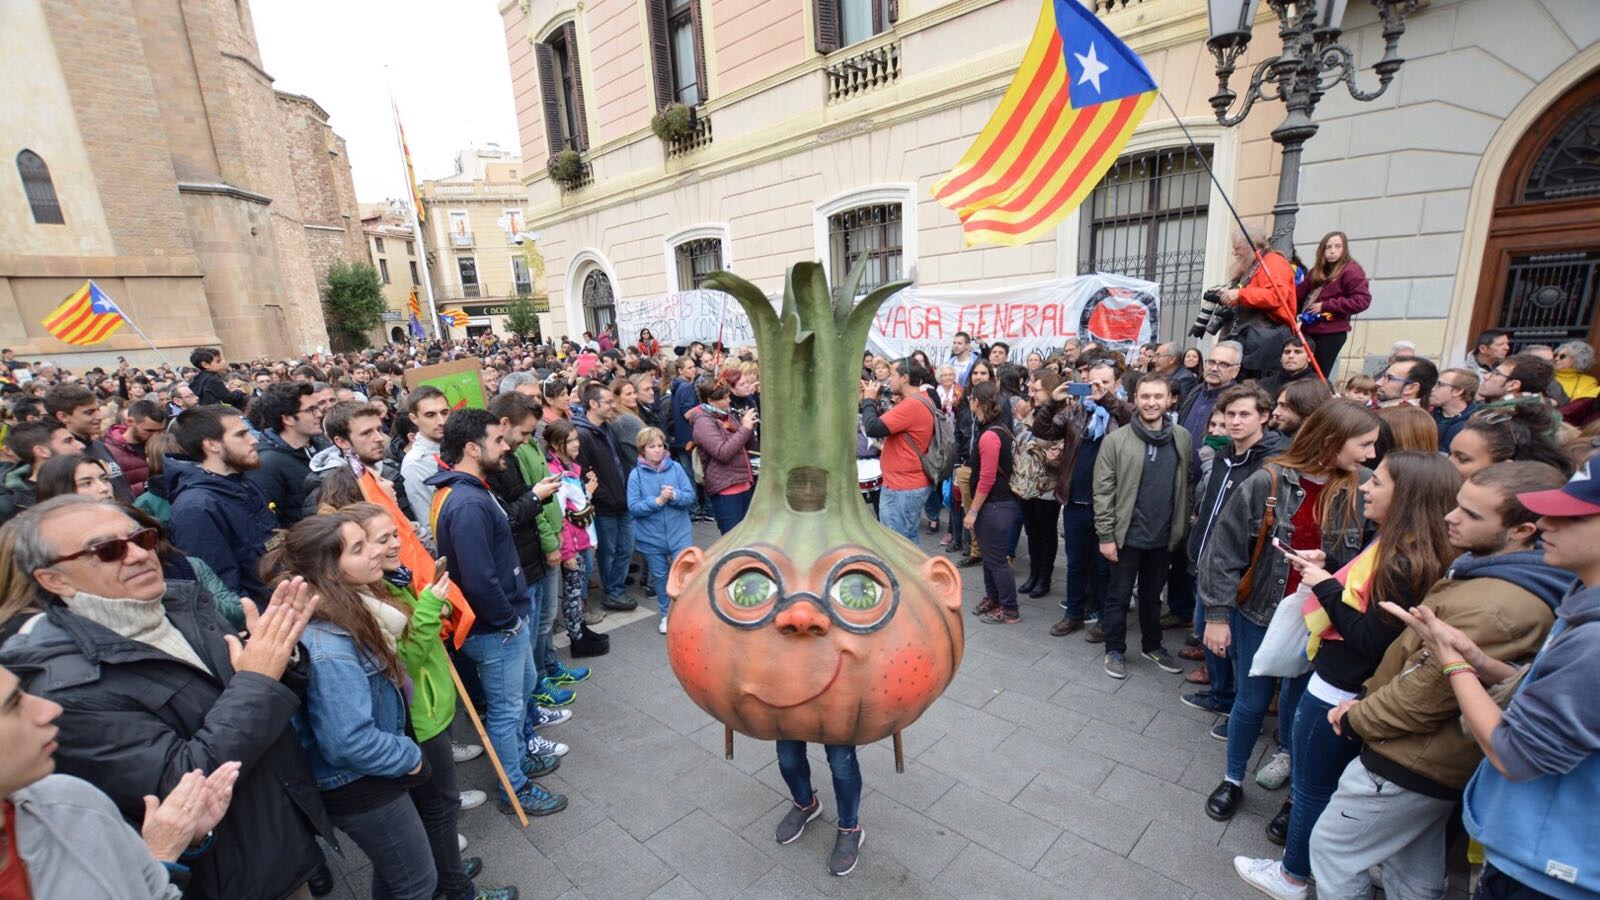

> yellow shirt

[{"left": 1554, "top": 368, "right": 1600, "bottom": 400}]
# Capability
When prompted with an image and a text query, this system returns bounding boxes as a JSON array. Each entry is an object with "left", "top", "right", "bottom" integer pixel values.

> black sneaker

[
  {"left": 1181, "top": 692, "right": 1228, "bottom": 714},
  {"left": 828, "top": 827, "right": 864, "bottom": 876},
  {"left": 1210, "top": 717, "right": 1230, "bottom": 742},
  {"left": 1142, "top": 647, "right": 1182, "bottom": 674},
  {"left": 775, "top": 796, "right": 820, "bottom": 845}
]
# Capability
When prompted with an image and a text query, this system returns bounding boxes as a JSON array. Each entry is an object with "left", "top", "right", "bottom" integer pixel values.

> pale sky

[{"left": 252, "top": 0, "right": 521, "bottom": 205}]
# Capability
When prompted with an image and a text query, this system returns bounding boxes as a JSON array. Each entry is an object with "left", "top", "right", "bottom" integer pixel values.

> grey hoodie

[{"left": 12, "top": 774, "right": 181, "bottom": 899}]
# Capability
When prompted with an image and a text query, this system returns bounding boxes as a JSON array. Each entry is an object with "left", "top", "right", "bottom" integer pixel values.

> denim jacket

[
  {"left": 1198, "top": 463, "right": 1372, "bottom": 627},
  {"left": 295, "top": 619, "right": 421, "bottom": 791}
]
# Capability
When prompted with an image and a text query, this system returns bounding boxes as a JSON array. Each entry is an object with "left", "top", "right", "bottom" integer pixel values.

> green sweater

[
  {"left": 383, "top": 580, "right": 457, "bottom": 743},
  {"left": 515, "top": 442, "right": 563, "bottom": 558}
]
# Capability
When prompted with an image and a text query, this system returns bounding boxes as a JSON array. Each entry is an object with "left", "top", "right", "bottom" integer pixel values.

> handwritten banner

[
  {"left": 614, "top": 289, "right": 757, "bottom": 352},
  {"left": 615, "top": 272, "right": 1158, "bottom": 361}
]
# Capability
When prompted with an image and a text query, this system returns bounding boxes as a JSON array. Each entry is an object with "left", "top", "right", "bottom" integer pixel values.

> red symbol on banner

[{"left": 1086, "top": 300, "right": 1149, "bottom": 343}]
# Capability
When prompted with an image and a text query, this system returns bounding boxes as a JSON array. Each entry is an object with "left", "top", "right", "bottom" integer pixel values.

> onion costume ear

[
  {"left": 667, "top": 545, "right": 706, "bottom": 600},
  {"left": 921, "top": 555, "right": 962, "bottom": 613}
]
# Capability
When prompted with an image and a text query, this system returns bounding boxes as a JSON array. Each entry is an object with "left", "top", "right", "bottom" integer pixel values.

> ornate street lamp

[{"left": 1207, "top": 0, "right": 1419, "bottom": 253}]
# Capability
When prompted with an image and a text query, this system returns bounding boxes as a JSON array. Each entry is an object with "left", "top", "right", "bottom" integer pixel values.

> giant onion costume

[{"left": 665, "top": 261, "right": 965, "bottom": 753}]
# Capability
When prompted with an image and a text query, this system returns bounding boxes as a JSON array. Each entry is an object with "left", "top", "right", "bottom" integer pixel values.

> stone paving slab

[{"left": 318, "top": 522, "right": 1469, "bottom": 899}]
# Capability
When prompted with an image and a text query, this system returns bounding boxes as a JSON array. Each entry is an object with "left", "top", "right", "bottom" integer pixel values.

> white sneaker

[
  {"left": 457, "top": 833, "right": 468, "bottom": 853},
  {"left": 1256, "top": 751, "right": 1291, "bottom": 790},
  {"left": 658, "top": 615, "right": 668, "bottom": 634},
  {"left": 451, "top": 741, "right": 483, "bottom": 763},
  {"left": 529, "top": 734, "right": 569, "bottom": 757},
  {"left": 459, "top": 789, "right": 487, "bottom": 811},
  {"left": 1233, "top": 857, "right": 1307, "bottom": 900}
]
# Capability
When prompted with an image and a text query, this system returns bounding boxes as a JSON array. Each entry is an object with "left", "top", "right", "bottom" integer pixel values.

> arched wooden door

[{"left": 1473, "top": 70, "right": 1600, "bottom": 352}]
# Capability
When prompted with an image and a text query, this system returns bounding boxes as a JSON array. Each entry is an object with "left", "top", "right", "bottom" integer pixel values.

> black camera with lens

[{"left": 1188, "top": 287, "right": 1235, "bottom": 339}]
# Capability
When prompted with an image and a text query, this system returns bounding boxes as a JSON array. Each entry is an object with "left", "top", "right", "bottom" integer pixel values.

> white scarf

[{"left": 62, "top": 590, "right": 210, "bottom": 673}]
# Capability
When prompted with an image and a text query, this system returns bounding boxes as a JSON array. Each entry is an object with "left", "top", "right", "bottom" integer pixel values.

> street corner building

[
  {"left": 501, "top": 0, "right": 1600, "bottom": 364},
  {"left": 1, "top": 0, "right": 368, "bottom": 368}
]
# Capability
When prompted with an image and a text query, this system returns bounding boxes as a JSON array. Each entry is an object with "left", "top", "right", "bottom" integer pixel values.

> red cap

[{"left": 1518, "top": 455, "right": 1600, "bottom": 518}]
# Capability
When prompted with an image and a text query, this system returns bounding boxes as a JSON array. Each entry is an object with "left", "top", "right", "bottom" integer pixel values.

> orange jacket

[
  {"left": 1236, "top": 250, "right": 1297, "bottom": 326},
  {"left": 358, "top": 469, "right": 476, "bottom": 647}
]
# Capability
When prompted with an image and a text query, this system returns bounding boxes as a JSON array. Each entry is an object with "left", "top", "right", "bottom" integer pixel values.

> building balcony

[
  {"left": 826, "top": 40, "right": 901, "bottom": 105},
  {"left": 450, "top": 231, "right": 475, "bottom": 248}
]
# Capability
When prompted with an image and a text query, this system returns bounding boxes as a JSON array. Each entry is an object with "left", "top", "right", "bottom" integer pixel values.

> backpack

[
  {"left": 1009, "top": 425, "right": 1060, "bottom": 500},
  {"left": 910, "top": 394, "right": 956, "bottom": 484}
]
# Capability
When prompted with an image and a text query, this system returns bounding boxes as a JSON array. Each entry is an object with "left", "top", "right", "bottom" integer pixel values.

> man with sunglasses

[{"left": 0, "top": 495, "right": 330, "bottom": 900}]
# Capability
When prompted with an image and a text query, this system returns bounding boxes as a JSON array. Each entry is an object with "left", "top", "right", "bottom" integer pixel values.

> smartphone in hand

[{"left": 1271, "top": 537, "right": 1304, "bottom": 561}]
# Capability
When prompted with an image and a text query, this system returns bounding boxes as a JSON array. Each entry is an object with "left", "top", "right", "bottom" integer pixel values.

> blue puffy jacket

[
  {"left": 295, "top": 619, "right": 421, "bottom": 791},
  {"left": 166, "top": 457, "right": 277, "bottom": 604},
  {"left": 627, "top": 457, "right": 696, "bottom": 554},
  {"left": 1462, "top": 582, "right": 1600, "bottom": 899},
  {"left": 670, "top": 377, "right": 699, "bottom": 450},
  {"left": 426, "top": 468, "right": 528, "bottom": 634}
]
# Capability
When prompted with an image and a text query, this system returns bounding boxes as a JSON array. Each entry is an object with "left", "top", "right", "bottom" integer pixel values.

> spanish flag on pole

[
  {"left": 42, "top": 280, "right": 126, "bottom": 345},
  {"left": 933, "top": 0, "right": 1157, "bottom": 246}
]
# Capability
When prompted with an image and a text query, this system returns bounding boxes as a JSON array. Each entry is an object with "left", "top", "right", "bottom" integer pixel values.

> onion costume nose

[{"left": 774, "top": 600, "right": 830, "bottom": 637}]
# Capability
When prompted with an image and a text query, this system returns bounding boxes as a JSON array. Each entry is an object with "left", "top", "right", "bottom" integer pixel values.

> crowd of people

[{"left": 0, "top": 256, "right": 1595, "bottom": 898}]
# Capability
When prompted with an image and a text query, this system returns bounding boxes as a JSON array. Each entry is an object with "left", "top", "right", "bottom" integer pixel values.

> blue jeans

[
  {"left": 329, "top": 792, "right": 437, "bottom": 900},
  {"left": 459, "top": 618, "right": 536, "bottom": 795},
  {"left": 535, "top": 568, "right": 560, "bottom": 677},
  {"left": 923, "top": 478, "right": 944, "bottom": 522},
  {"left": 1061, "top": 503, "right": 1107, "bottom": 620},
  {"left": 639, "top": 545, "right": 686, "bottom": 616},
  {"left": 1283, "top": 690, "right": 1362, "bottom": 880},
  {"left": 1225, "top": 608, "right": 1308, "bottom": 783},
  {"left": 1203, "top": 592, "right": 1235, "bottom": 711},
  {"left": 879, "top": 485, "right": 930, "bottom": 543},
  {"left": 707, "top": 488, "right": 752, "bottom": 534},
  {"left": 776, "top": 742, "right": 862, "bottom": 829},
  {"left": 1006, "top": 512, "right": 1023, "bottom": 558},
  {"left": 594, "top": 514, "right": 636, "bottom": 599}
]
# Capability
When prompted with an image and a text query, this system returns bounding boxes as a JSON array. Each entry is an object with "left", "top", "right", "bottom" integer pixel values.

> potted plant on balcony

[
  {"left": 650, "top": 103, "right": 696, "bottom": 145},
  {"left": 548, "top": 150, "right": 585, "bottom": 189}
]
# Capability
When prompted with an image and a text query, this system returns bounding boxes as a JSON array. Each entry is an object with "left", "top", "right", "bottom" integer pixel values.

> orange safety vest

[{"left": 358, "top": 469, "right": 476, "bottom": 647}]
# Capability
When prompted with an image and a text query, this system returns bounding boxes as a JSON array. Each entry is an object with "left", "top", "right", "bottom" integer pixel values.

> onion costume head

[{"left": 666, "top": 260, "right": 965, "bottom": 747}]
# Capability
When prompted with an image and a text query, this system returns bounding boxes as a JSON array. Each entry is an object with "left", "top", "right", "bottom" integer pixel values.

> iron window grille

[
  {"left": 674, "top": 238, "right": 723, "bottom": 290},
  {"left": 828, "top": 203, "right": 902, "bottom": 296},
  {"left": 582, "top": 268, "right": 616, "bottom": 334},
  {"left": 1078, "top": 145, "right": 1213, "bottom": 342},
  {"left": 17, "top": 150, "right": 64, "bottom": 225}
]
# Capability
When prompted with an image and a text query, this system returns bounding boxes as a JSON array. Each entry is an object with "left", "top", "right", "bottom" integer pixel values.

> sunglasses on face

[{"left": 47, "top": 527, "right": 161, "bottom": 566}]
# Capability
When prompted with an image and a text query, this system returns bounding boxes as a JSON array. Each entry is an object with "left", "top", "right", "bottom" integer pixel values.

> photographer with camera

[{"left": 1193, "top": 225, "right": 1298, "bottom": 382}]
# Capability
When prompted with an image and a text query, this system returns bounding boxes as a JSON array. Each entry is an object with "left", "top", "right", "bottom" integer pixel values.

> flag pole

[
  {"left": 1155, "top": 93, "right": 1326, "bottom": 386},
  {"left": 100, "top": 282, "right": 175, "bottom": 369},
  {"left": 388, "top": 77, "right": 441, "bottom": 342}
]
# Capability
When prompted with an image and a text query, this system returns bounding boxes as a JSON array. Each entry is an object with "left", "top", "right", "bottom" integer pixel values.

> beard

[
  {"left": 481, "top": 453, "right": 509, "bottom": 473},
  {"left": 1452, "top": 531, "right": 1508, "bottom": 558},
  {"left": 224, "top": 446, "right": 260, "bottom": 472}
]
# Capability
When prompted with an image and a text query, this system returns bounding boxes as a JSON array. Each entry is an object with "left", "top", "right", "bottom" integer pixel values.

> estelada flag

[
  {"left": 407, "top": 290, "right": 423, "bottom": 319},
  {"left": 42, "top": 280, "right": 126, "bottom": 345},
  {"left": 933, "top": 0, "right": 1157, "bottom": 246}
]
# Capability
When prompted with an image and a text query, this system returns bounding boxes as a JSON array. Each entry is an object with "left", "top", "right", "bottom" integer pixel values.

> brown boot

[{"left": 1049, "top": 616, "right": 1084, "bottom": 637}]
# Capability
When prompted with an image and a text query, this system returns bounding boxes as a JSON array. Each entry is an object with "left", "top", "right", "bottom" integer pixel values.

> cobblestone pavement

[{"left": 322, "top": 521, "right": 1468, "bottom": 899}]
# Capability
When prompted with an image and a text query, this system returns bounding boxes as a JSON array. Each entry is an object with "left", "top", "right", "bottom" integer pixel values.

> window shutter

[
  {"left": 813, "top": 0, "right": 840, "bottom": 53},
  {"left": 646, "top": 0, "right": 673, "bottom": 109},
  {"left": 534, "top": 42, "right": 566, "bottom": 155},
  {"left": 562, "top": 22, "right": 591, "bottom": 151},
  {"left": 689, "top": 0, "right": 709, "bottom": 103}
]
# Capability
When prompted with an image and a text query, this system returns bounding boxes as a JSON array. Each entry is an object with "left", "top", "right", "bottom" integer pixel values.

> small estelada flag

[
  {"left": 407, "top": 290, "right": 423, "bottom": 319},
  {"left": 43, "top": 280, "right": 126, "bottom": 345}
]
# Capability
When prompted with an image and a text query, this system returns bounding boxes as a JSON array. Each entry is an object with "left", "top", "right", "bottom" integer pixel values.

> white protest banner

[
  {"left": 616, "top": 289, "right": 757, "bottom": 350},
  {"left": 616, "top": 272, "right": 1158, "bottom": 362},
  {"left": 866, "top": 272, "right": 1160, "bottom": 363}
]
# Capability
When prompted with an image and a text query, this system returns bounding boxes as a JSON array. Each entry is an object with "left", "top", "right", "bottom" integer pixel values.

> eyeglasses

[
  {"left": 1204, "top": 359, "right": 1239, "bottom": 369},
  {"left": 1555, "top": 352, "right": 1571, "bottom": 360},
  {"left": 1483, "top": 369, "right": 1511, "bottom": 382},
  {"left": 1378, "top": 373, "right": 1414, "bottom": 385},
  {"left": 46, "top": 527, "right": 160, "bottom": 567}
]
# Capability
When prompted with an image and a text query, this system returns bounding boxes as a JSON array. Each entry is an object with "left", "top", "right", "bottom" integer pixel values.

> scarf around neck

[{"left": 63, "top": 590, "right": 209, "bottom": 673}]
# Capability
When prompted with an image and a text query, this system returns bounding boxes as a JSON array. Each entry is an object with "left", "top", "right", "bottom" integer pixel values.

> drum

[{"left": 856, "top": 459, "right": 882, "bottom": 497}]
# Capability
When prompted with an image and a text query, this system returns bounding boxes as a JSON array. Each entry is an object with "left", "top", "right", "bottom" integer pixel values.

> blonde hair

[{"left": 636, "top": 426, "right": 667, "bottom": 452}]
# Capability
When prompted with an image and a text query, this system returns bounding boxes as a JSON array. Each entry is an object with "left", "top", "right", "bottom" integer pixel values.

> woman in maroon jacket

[{"left": 1298, "top": 231, "right": 1371, "bottom": 379}]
